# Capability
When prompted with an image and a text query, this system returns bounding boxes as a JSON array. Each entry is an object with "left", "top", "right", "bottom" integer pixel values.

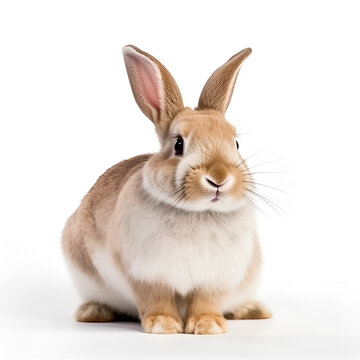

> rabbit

[{"left": 62, "top": 45, "right": 272, "bottom": 335}]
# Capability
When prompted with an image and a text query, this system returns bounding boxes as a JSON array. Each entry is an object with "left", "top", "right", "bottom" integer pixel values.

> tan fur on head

[
  {"left": 123, "top": 46, "right": 252, "bottom": 211},
  {"left": 142, "top": 108, "right": 249, "bottom": 212}
]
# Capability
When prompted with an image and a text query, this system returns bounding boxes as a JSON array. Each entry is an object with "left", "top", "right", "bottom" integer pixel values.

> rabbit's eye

[
  {"left": 174, "top": 136, "right": 184, "bottom": 156},
  {"left": 236, "top": 140, "right": 239, "bottom": 150}
]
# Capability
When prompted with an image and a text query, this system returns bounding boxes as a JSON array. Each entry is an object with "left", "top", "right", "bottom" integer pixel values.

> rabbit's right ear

[{"left": 123, "top": 45, "right": 184, "bottom": 139}]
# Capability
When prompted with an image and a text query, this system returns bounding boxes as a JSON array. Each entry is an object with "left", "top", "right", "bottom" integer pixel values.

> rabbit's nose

[
  {"left": 205, "top": 177, "right": 229, "bottom": 188},
  {"left": 205, "top": 162, "right": 230, "bottom": 186},
  {"left": 206, "top": 178, "right": 222, "bottom": 188}
]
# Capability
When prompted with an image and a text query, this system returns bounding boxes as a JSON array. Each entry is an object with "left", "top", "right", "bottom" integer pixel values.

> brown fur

[
  {"left": 62, "top": 211, "right": 102, "bottom": 282},
  {"left": 143, "top": 315, "right": 183, "bottom": 334},
  {"left": 112, "top": 250, "right": 127, "bottom": 275},
  {"left": 78, "top": 154, "right": 152, "bottom": 239},
  {"left": 63, "top": 46, "right": 270, "bottom": 334},
  {"left": 142, "top": 108, "right": 249, "bottom": 207},
  {"left": 129, "top": 280, "right": 183, "bottom": 334},
  {"left": 171, "top": 109, "right": 247, "bottom": 204},
  {"left": 225, "top": 302, "right": 272, "bottom": 320},
  {"left": 123, "top": 45, "right": 184, "bottom": 140},
  {"left": 75, "top": 302, "right": 139, "bottom": 323},
  {"left": 62, "top": 154, "right": 152, "bottom": 279},
  {"left": 185, "top": 289, "right": 227, "bottom": 334},
  {"left": 76, "top": 302, "right": 118, "bottom": 322},
  {"left": 197, "top": 48, "right": 252, "bottom": 114}
]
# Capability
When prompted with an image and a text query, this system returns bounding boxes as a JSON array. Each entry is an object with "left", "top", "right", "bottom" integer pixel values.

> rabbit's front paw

[
  {"left": 185, "top": 314, "right": 227, "bottom": 335},
  {"left": 143, "top": 314, "right": 184, "bottom": 334}
]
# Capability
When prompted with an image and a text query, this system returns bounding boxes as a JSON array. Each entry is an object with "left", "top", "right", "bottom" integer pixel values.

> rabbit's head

[{"left": 123, "top": 45, "right": 252, "bottom": 212}]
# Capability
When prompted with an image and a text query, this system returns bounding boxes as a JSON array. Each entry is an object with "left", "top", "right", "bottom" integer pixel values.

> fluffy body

[
  {"left": 63, "top": 152, "right": 264, "bottom": 327},
  {"left": 62, "top": 45, "right": 271, "bottom": 334}
]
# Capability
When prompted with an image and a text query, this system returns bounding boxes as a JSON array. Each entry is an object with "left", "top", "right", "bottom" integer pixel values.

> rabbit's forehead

[{"left": 171, "top": 110, "right": 236, "bottom": 140}]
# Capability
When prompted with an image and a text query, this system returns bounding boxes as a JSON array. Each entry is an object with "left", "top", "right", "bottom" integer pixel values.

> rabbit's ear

[
  {"left": 197, "top": 48, "right": 252, "bottom": 114},
  {"left": 123, "top": 45, "right": 184, "bottom": 138}
]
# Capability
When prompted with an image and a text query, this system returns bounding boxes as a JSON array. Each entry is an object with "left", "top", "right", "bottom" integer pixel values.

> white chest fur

[{"left": 114, "top": 194, "right": 256, "bottom": 296}]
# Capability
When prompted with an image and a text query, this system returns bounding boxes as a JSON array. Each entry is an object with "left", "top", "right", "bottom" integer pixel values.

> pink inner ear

[{"left": 130, "top": 55, "right": 161, "bottom": 113}]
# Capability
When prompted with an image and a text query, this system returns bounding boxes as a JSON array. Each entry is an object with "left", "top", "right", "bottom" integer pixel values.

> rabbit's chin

[
  {"left": 171, "top": 198, "right": 248, "bottom": 213},
  {"left": 142, "top": 182, "right": 246, "bottom": 213}
]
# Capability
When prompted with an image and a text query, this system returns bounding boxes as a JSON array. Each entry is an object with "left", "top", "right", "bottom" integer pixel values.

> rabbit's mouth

[{"left": 211, "top": 189, "right": 221, "bottom": 202}]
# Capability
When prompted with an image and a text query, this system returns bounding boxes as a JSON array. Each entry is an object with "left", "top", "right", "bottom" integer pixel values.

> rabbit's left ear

[
  {"left": 123, "top": 45, "right": 184, "bottom": 139},
  {"left": 197, "top": 48, "right": 252, "bottom": 114}
]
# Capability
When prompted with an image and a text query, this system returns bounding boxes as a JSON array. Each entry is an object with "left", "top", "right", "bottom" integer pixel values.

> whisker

[
  {"left": 173, "top": 192, "right": 187, "bottom": 208},
  {"left": 246, "top": 187, "right": 285, "bottom": 211},
  {"left": 244, "top": 171, "right": 293, "bottom": 176},
  {"left": 245, "top": 188, "right": 285, "bottom": 218},
  {"left": 234, "top": 120, "right": 244, "bottom": 129},
  {"left": 243, "top": 194, "right": 267, "bottom": 217},
  {"left": 183, "top": 159, "right": 196, "bottom": 171},
  {"left": 243, "top": 180, "right": 290, "bottom": 195},
  {"left": 235, "top": 147, "right": 270, "bottom": 168},
  {"left": 163, "top": 176, "right": 187, "bottom": 201},
  {"left": 165, "top": 186, "right": 185, "bottom": 201},
  {"left": 242, "top": 158, "right": 287, "bottom": 173}
]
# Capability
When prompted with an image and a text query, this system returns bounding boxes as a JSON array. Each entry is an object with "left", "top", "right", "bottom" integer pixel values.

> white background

[{"left": 1, "top": 0, "right": 360, "bottom": 359}]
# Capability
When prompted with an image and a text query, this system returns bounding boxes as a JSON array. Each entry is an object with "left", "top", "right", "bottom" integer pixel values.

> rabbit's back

[{"left": 76, "top": 153, "right": 152, "bottom": 239}]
